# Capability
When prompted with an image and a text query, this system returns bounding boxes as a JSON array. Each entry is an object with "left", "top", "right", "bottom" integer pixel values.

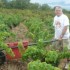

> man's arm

[{"left": 59, "top": 26, "right": 68, "bottom": 40}]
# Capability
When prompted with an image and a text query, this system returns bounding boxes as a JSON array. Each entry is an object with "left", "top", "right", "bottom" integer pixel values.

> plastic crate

[{"left": 6, "top": 41, "right": 28, "bottom": 60}]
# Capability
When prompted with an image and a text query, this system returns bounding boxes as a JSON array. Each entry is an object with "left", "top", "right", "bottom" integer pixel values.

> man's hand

[{"left": 59, "top": 35, "right": 63, "bottom": 41}]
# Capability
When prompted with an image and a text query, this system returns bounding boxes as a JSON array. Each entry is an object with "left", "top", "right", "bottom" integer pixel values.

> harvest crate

[{"left": 6, "top": 41, "right": 28, "bottom": 60}]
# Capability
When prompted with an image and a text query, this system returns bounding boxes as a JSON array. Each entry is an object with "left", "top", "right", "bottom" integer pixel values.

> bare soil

[
  {"left": 0, "top": 60, "right": 28, "bottom": 70},
  {"left": 5, "top": 23, "right": 32, "bottom": 43}
]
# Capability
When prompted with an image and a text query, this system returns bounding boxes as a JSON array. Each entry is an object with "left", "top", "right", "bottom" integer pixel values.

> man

[{"left": 53, "top": 6, "right": 70, "bottom": 50}]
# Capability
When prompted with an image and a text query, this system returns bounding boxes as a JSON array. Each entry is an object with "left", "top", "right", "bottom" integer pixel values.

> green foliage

[
  {"left": 37, "top": 39, "right": 44, "bottom": 49},
  {"left": 0, "top": 13, "right": 23, "bottom": 29},
  {"left": 0, "top": 32, "right": 10, "bottom": 41},
  {"left": 68, "top": 64, "right": 70, "bottom": 70},
  {"left": 5, "top": 15, "right": 21, "bottom": 28},
  {"left": 18, "top": 42, "right": 25, "bottom": 56},
  {"left": 0, "top": 0, "right": 52, "bottom": 11},
  {"left": 25, "top": 17, "right": 53, "bottom": 42},
  {"left": 41, "top": 4, "right": 51, "bottom": 10},
  {"left": 0, "top": 26, "right": 15, "bottom": 57},
  {"left": 29, "top": 3, "right": 40, "bottom": 10},
  {"left": 0, "top": 24, "right": 9, "bottom": 32},
  {"left": 0, "top": 23, "right": 15, "bottom": 41},
  {"left": 22, "top": 47, "right": 46, "bottom": 61},
  {"left": 58, "top": 47, "right": 70, "bottom": 59},
  {"left": 28, "top": 60, "right": 61, "bottom": 70},
  {"left": 45, "top": 51, "right": 58, "bottom": 64},
  {"left": 0, "top": 13, "right": 18, "bottom": 57},
  {"left": 25, "top": 17, "right": 43, "bottom": 42},
  {"left": 0, "top": 42, "right": 15, "bottom": 57},
  {"left": 59, "top": 51, "right": 70, "bottom": 59}
]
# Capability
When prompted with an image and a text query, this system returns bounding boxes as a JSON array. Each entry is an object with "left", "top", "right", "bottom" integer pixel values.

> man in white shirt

[{"left": 53, "top": 6, "right": 70, "bottom": 50}]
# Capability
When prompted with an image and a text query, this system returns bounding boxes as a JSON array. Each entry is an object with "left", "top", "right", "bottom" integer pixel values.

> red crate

[
  {"left": 6, "top": 41, "right": 28, "bottom": 60},
  {"left": 22, "top": 40, "right": 28, "bottom": 49},
  {"left": 6, "top": 48, "right": 22, "bottom": 60}
]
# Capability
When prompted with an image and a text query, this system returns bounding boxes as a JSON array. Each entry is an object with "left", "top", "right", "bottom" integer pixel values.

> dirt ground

[
  {"left": 0, "top": 60, "right": 28, "bottom": 70},
  {"left": 5, "top": 23, "right": 32, "bottom": 43}
]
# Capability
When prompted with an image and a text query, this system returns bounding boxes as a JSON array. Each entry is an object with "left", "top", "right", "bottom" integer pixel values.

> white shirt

[{"left": 53, "top": 14, "right": 69, "bottom": 39}]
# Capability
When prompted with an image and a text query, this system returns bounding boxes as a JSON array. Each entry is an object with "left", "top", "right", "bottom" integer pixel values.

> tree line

[{"left": 0, "top": 0, "right": 52, "bottom": 10}]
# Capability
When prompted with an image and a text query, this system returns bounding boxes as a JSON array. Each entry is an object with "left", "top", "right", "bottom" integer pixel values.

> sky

[{"left": 30, "top": 0, "right": 70, "bottom": 10}]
